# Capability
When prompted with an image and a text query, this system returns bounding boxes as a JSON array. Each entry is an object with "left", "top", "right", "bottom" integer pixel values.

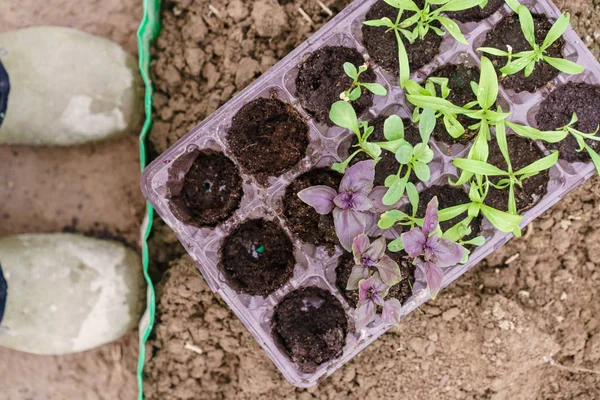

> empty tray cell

[
  {"left": 220, "top": 218, "right": 296, "bottom": 297},
  {"left": 295, "top": 45, "right": 377, "bottom": 126},
  {"left": 226, "top": 97, "right": 309, "bottom": 183},
  {"left": 271, "top": 285, "right": 348, "bottom": 373},
  {"left": 166, "top": 148, "right": 243, "bottom": 228}
]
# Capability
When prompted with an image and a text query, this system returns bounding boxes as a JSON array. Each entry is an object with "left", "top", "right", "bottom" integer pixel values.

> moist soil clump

[
  {"left": 167, "top": 151, "right": 242, "bottom": 227},
  {"left": 416, "top": 185, "right": 483, "bottom": 240},
  {"left": 482, "top": 14, "right": 565, "bottom": 93},
  {"left": 227, "top": 98, "right": 309, "bottom": 182},
  {"left": 283, "top": 168, "right": 341, "bottom": 249},
  {"left": 272, "top": 286, "right": 348, "bottom": 373},
  {"left": 221, "top": 219, "right": 295, "bottom": 297},
  {"left": 429, "top": 64, "right": 482, "bottom": 145},
  {"left": 350, "top": 115, "right": 422, "bottom": 186},
  {"left": 484, "top": 135, "right": 550, "bottom": 212},
  {"left": 295, "top": 46, "right": 376, "bottom": 125},
  {"left": 536, "top": 82, "right": 600, "bottom": 162},
  {"left": 443, "top": 0, "right": 504, "bottom": 23},
  {"left": 336, "top": 251, "right": 416, "bottom": 308},
  {"left": 362, "top": 0, "right": 442, "bottom": 78}
]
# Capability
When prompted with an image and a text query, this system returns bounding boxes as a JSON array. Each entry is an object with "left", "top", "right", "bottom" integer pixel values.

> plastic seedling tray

[{"left": 141, "top": 0, "right": 600, "bottom": 387}]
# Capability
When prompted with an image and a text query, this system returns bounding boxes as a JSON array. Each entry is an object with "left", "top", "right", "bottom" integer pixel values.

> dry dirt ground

[
  {"left": 0, "top": 1, "right": 144, "bottom": 399},
  {"left": 144, "top": 0, "right": 600, "bottom": 399}
]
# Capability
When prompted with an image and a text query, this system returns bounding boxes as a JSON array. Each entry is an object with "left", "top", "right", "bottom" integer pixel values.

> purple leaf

[
  {"left": 382, "top": 298, "right": 402, "bottom": 326},
  {"left": 333, "top": 193, "right": 373, "bottom": 211},
  {"left": 339, "top": 160, "right": 375, "bottom": 195},
  {"left": 333, "top": 208, "right": 367, "bottom": 251},
  {"left": 376, "top": 255, "right": 402, "bottom": 286},
  {"left": 368, "top": 186, "right": 401, "bottom": 213},
  {"left": 346, "top": 265, "right": 369, "bottom": 290},
  {"left": 352, "top": 234, "right": 370, "bottom": 265},
  {"left": 297, "top": 186, "right": 337, "bottom": 215},
  {"left": 365, "top": 236, "right": 387, "bottom": 262},
  {"left": 427, "top": 236, "right": 467, "bottom": 268},
  {"left": 358, "top": 274, "right": 388, "bottom": 306},
  {"left": 423, "top": 197, "right": 439, "bottom": 236},
  {"left": 419, "top": 260, "right": 443, "bottom": 300},
  {"left": 401, "top": 227, "right": 426, "bottom": 259},
  {"left": 355, "top": 300, "right": 376, "bottom": 330}
]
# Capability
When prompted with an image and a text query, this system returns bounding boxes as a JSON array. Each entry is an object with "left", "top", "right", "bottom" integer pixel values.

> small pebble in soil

[
  {"left": 220, "top": 219, "right": 295, "bottom": 297},
  {"left": 167, "top": 150, "right": 243, "bottom": 227},
  {"left": 227, "top": 98, "right": 309, "bottom": 182},
  {"left": 296, "top": 45, "right": 376, "bottom": 125},
  {"left": 272, "top": 286, "right": 348, "bottom": 373}
]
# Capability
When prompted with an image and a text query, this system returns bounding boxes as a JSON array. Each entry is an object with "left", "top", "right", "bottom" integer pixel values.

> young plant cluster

[{"left": 298, "top": 0, "right": 598, "bottom": 331}]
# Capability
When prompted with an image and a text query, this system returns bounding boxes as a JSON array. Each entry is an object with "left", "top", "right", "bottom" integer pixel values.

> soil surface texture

[
  {"left": 336, "top": 252, "right": 416, "bottom": 309},
  {"left": 168, "top": 150, "right": 242, "bottom": 227},
  {"left": 220, "top": 219, "right": 295, "bottom": 296},
  {"left": 296, "top": 46, "right": 376, "bottom": 125},
  {"left": 227, "top": 98, "right": 309, "bottom": 183},
  {"left": 272, "top": 286, "right": 348, "bottom": 373},
  {"left": 485, "top": 135, "right": 550, "bottom": 212},
  {"left": 443, "top": 0, "right": 504, "bottom": 23},
  {"left": 537, "top": 82, "right": 600, "bottom": 162},
  {"left": 483, "top": 14, "right": 565, "bottom": 93},
  {"left": 283, "top": 168, "right": 341, "bottom": 249},
  {"left": 362, "top": 0, "right": 443, "bottom": 78},
  {"left": 429, "top": 63, "right": 482, "bottom": 145}
]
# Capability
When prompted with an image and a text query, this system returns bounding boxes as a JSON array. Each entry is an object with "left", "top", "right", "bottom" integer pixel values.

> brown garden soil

[
  {"left": 485, "top": 135, "right": 550, "bottom": 213},
  {"left": 483, "top": 14, "right": 565, "bottom": 93},
  {"left": 0, "top": 0, "right": 144, "bottom": 399},
  {"left": 362, "top": 0, "right": 442, "bottom": 77},
  {"left": 296, "top": 46, "right": 375, "bottom": 125},
  {"left": 5, "top": 0, "right": 600, "bottom": 399},
  {"left": 444, "top": 0, "right": 505, "bottom": 23}
]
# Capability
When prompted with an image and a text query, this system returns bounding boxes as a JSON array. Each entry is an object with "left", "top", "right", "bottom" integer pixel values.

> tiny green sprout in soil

[{"left": 340, "top": 62, "right": 387, "bottom": 102}]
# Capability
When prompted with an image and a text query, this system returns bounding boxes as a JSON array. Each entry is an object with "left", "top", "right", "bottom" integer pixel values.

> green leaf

[
  {"left": 419, "top": 107, "right": 436, "bottom": 142},
  {"left": 343, "top": 62, "right": 358, "bottom": 79},
  {"left": 485, "top": 110, "right": 511, "bottom": 122},
  {"left": 379, "top": 210, "right": 407, "bottom": 229},
  {"left": 406, "top": 182, "right": 419, "bottom": 214},
  {"left": 413, "top": 161, "right": 431, "bottom": 181},
  {"left": 504, "top": 0, "right": 521, "bottom": 13},
  {"left": 384, "top": 0, "right": 420, "bottom": 11},
  {"left": 388, "top": 237, "right": 405, "bottom": 252},
  {"left": 361, "top": 82, "right": 388, "bottom": 96},
  {"left": 438, "top": 0, "right": 483, "bottom": 12},
  {"left": 437, "top": 16, "right": 468, "bottom": 44},
  {"left": 363, "top": 17, "right": 395, "bottom": 27},
  {"left": 477, "top": 56, "right": 498, "bottom": 110},
  {"left": 362, "top": 142, "right": 382, "bottom": 159},
  {"left": 348, "top": 86, "right": 362, "bottom": 101},
  {"left": 385, "top": 174, "right": 400, "bottom": 187},
  {"left": 542, "top": 12, "right": 570, "bottom": 50},
  {"left": 477, "top": 47, "right": 511, "bottom": 56},
  {"left": 453, "top": 158, "right": 506, "bottom": 176},
  {"left": 383, "top": 176, "right": 408, "bottom": 205},
  {"left": 584, "top": 144, "right": 600, "bottom": 175},
  {"left": 444, "top": 115, "right": 465, "bottom": 138},
  {"left": 407, "top": 94, "right": 466, "bottom": 114},
  {"left": 480, "top": 205, "right": 523, "bottom": 233},
  {"left": 495, "top": 120, "right": 511, "bottom": 171},
  {"left": 332, "top": 161, "right": 348, "bottom": 173},
  {"left": 415, "top": 143, "right": 434, "bottom": 163},
  {"left": 438, "top": 204, "right": 470, "bottom": 221},
  {"left": 518, "top": 6, "right": 536, "bottom": 48},
  {"left": 395, "top": 30, "right": 411, "bottom": 87},
  {"left": 404, "top": 79, "right": 427, "bottom": 95},
  {"left": 507, "top": 121, "right": 567, "bottom": 143},
  {"left": 543, "top": 56, "right": 585, "bottom": 75},
  {"left": 524, "top": 60, "right": 536, "bottom": 77},
  {"left": 384, "top": 115, "right": 405, "bottom": 141},
  {"left": 396, "top": 142, "right": 413, "bottom": 164},
  {"left": 514, "top": 150, "right": 558, "bottom": 175},
  {"left": 329, "top": 101, "right": 360, "bottom": 134},
  {"left": 500, "top": 53, "right": 535, "bottom": 75},
  {"left": 461, "top": 236, "right": 486, "bottom": 246}
]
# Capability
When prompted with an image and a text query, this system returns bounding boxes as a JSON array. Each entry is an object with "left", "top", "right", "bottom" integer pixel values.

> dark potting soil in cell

[
  {"left": 484, "top": 136, "right": 549, "bottom": 212},
  {"left": 335, "top": 252, "right": 416, "bottom": 309},
  {"left": 351, "top": 115, "right": 422, "bottom": 186},
  {"left": 362, "top": 0, "right": 442, "bottom": 78},
  {"left": 283, "top": 168, "right": 342, "bottom": 249},
  {"left": 536, "top": 82, "right": 600, "bottom": 162},
  {"left": 227, "top": 98, "right": 309, "bottom": 181},
  {"left": 220, "top": 219, "right": 295, "bottom": 297},
  {"left": 295, "top": 46, "right": 376, "bottom": 125},
  {"left": 482, "top": 14, "right": 565, "bottom": 93},
  {"left": 416, "top": 185, "right": 482, "bottom": 240},
  {"left": 272, "top": 286, "right": 348, "bottom": 373},
  {"left": 429, "top": 64, "right": 482, "bottom": 145},
  {"left": 443, "top": 0, "right": 504, "bottom": 23},
  {"left": 167, "top": 151, "right": 242, "bottom": 227}
]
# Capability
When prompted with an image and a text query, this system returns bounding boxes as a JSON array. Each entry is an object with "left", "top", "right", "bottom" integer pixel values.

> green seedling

[
  {"left": 478, "top": 0, "right": 583, "bottom": 77},
  {"left": 378, "top": 182, "right": 422, "bottom": 252},
  {"left": 364, "top": 0, "right": 485, "bottom": 87},
  {"left": 340, "top": 62, "right": 387, "bottom": 102}
]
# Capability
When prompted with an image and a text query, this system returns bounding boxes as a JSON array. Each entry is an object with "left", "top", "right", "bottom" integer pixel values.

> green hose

[{"left": 136, "top": 0, "right": 161, "bottom": 398}]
